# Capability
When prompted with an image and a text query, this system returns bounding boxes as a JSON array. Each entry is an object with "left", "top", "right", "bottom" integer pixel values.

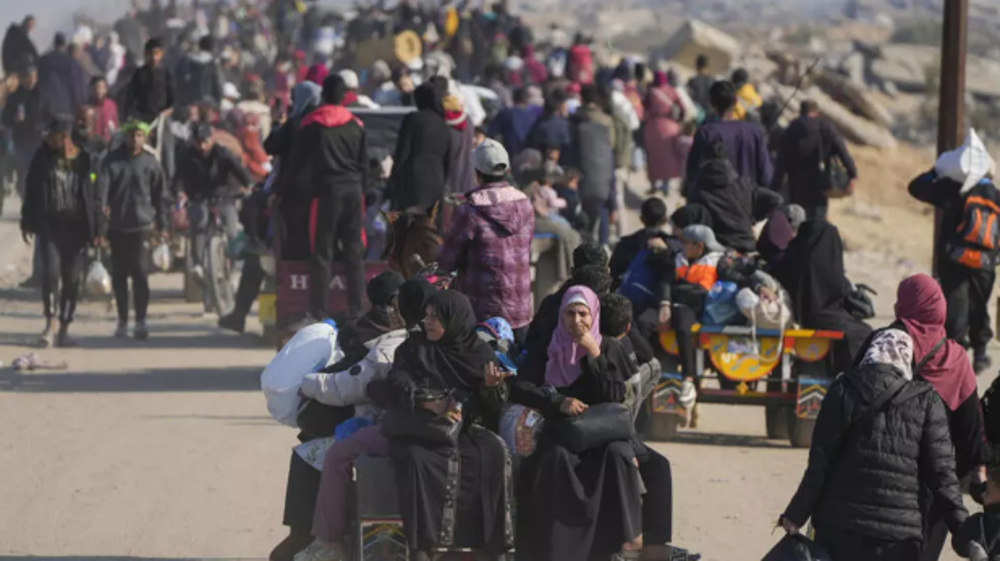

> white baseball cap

[{"left": 472, "top": 138, "right": 510, "bottom": 177}]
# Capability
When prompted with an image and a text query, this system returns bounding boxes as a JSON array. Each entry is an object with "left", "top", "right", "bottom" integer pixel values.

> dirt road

[{"left": 0, "top": 184, "right": 992, "bottom": 560}]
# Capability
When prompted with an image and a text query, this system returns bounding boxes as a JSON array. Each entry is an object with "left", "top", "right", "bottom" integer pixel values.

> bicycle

[{"left": 185, "top": 197, "right": 238, "bottom": 316}]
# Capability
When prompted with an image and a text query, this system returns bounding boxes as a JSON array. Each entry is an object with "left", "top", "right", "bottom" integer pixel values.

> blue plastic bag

[
  {"left": 701, "top": 281, "right": 741, "bottom": 325},
  {"left": 335, "top": 416, "right": 374, "bottom": 441}
]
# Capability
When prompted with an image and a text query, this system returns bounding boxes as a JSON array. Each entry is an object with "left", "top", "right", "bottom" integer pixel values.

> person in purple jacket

[
  {"left": 438, "top": 138, "right": 535, "bottom": 341},
  {"left": 683, "top": 80, "right": 773, "bottom": 198}
]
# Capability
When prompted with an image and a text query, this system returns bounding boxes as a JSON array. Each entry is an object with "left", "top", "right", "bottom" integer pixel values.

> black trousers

[
  {"left": 232, "top": 252, "right": 265, "bottom": 321},
  {"left": 109, "top": 230, "right": 151, "bottom": 324},
  {"left": 311, "top": 189, "right": 365, "bottom": 320},
  {"left": 637, "top": 444, "right": 673, "bottom": 544},
  {"left": 39, "top": 230, "right": 88, "bottom": 323},
  {"left": 815, "top": 529, "right": 921, "bottom": 561},
  {"left": 671, "top": 304, "right": 699, "bottom": 378},
  {"left": 282, "top": 451, "right": 321, "bottom": 530},
  {"left": 939, "top": 259, "right": 995, "bottom": 350}
]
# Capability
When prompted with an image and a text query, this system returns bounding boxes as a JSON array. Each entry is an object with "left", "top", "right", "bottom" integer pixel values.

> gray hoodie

[{"left": 96, "top": 147, "right": 167, "bottom": 234}]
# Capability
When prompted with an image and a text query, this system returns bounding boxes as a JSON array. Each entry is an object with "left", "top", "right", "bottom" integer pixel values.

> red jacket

[{"left": 92, "top": 97, "right": 119, "bottom": 141}]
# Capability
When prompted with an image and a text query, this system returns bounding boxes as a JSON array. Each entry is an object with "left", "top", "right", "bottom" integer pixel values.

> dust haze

[{"left": 0, "top": 0, "right": 131, "bottom": 49}]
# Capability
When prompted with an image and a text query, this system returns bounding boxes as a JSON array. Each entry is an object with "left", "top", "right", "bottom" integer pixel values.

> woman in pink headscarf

[
  {"left": 894, "top": 274, "right": 990, "bottom": 560},
  {"left": 304, "top": 63, "right": 329, "bottom": 85},
  {"left": 511, "top": 285, "right": 646, "bottom": 561},
  {"left": 643, "top": 70, "right": 685, "bottom": 193}
]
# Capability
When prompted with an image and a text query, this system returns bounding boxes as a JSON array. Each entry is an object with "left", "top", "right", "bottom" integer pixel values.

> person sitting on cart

[{"left": 172, "top": 123, "right": 252, "bottom": 286}]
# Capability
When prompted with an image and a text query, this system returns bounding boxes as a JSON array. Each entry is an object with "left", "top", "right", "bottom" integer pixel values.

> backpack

[
  {"left": 618, "top": 249, "right": 657, "bottom": 310},
  {"left": 949, "top": 180, "right": 1000, "bottom": 269}
]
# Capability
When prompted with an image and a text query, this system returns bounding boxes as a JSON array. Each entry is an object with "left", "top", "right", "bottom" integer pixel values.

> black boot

[
  {"left": 56, "top": 320, "right": 76, "bottom": 348},
  {"left": 218, "top": 313, "right": 246, "bottom": 334}
]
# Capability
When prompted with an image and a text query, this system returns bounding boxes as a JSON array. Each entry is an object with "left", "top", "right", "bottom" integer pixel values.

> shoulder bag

[
  {"left": 380, "top": 391, "right": 462, "bottom": 446},
  {"left": 548, "top": 402, "right": 634, "bottom": 454},
  {"left": 817, "top": 124, "right": 852, "bottom": 199}
]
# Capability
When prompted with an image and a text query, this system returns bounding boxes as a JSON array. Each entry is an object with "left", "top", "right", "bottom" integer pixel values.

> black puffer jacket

[
  {"left": 690, "top": 142, "right": 782, "bottom": 254},
  {"left": 783, "top": 362, "right": 967, "bottom": 542}
]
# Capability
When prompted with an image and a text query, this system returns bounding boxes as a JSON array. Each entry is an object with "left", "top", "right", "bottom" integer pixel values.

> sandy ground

[{"left": 0, "top": 169, "right": 995, "bottom": 561}]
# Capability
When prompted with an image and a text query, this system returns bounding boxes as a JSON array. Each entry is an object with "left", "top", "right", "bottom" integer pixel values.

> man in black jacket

[
  {"left": 175, "top": 36, "right": 223, "bottom": 109},
  {"left": 2, "top": 16, "right": 37, "bottom": 76},
  {"left": 37, "top": 32, "right": 87, "bottom": 118},
  {"left": 173, "top": 124, "right": 252, "bottom": 285},
  {"left": 96, "top": 120, "right": 168, "bottom": 340},
  {"left": 781, "top": 332, "right": 971, "bottom": 560},
  {"left": 124, "top": 39, "right": 174, "bottom": 123},
  {"left": 20, "top": 115, "right": 96, "bottom": 347},
  {"left": 285, "top": 73, "right": 368, "bottom": 320},
  {"left": 692, "top": 141, "right": 782, "bottom": 253},
  {"left": 771, "top": 100, "right": 858, "bottom": 220},
  {"left": 2, "top": 65, "right": 47, "bottom": 199}
]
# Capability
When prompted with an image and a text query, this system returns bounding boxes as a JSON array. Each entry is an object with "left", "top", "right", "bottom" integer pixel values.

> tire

[
  {"left": 789, "top": 416, "right": 816, "bottom": 449},
  {"left": 647, "top": 412, "right": 680, "bottom": 442},
  {"left": 206, "top": 233, "right": 235, "bottom": 316},
  {"left": 183, "top": 239, "right": 203, "bottom": 303},
  {"left": 765, "top": 405, "right": 794, "bottom": 440}
]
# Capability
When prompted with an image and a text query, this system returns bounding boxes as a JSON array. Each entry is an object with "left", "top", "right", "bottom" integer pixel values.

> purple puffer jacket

[{"left": 438, "top": 182, "right": 535, "bottom": 329}]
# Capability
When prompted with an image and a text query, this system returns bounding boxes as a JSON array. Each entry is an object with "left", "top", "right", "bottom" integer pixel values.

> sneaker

[
  {"left": 191, "top": 265, "right": 205, "bottom": 285},
  {"left": 292, "top": 541, "right": 346, "bottom": 561},
  {"left": 113, "top": 322, "right": 128, "bottom": 338},
  {"left": 974, "top": 352, "right": 992, "bottom": 375},
  {"left": 134, "top": 321, "right": 149, "bottom": 341},
  {"left": 678, "top": 378, "right": 697, "bottom": 410},
  {"left": 218, "top": 313, "right": 246, "bottom": 334}
]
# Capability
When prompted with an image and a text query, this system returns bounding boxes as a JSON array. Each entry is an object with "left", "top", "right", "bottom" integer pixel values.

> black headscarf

[
  {"left": 398, "top": 279, "right": 437, "bottom": 329},
  {"left": 367, "top": 270, "right": 406, "bottom": 307},
  {"left": 776, "top": 219, "right": 850, "bottom": 326},
  {"left": 406, "top": 291, "right": 495, "bottom": 391},
  {"left": 413, "top": 82, "right": 445, "bottom": 117},
  {"left": 670, "top": 203, "right": 713, "bottom": 230}
]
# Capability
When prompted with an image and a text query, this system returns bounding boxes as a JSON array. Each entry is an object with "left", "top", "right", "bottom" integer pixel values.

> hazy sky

[{"left": 0, "top": 0, "right": 131, "bottom": 49}]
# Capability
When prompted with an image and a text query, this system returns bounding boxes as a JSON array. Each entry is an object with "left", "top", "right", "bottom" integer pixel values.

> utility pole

[{"left": 934, "top": 0, "right": 968, "bottom": 273}]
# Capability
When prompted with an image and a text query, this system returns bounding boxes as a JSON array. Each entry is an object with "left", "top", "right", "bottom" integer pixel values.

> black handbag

[
  {"left": 844, "top": 283, "right": 877, "bottom": 320},
  {"left": 548, "top": 402, "right": 635, "bottom": 454},
  {"left": 817, "top": 126, "right": 852, "bottom": 199},
  {"left": 380, "top": 393, "right": 462, "bottom": 446}
]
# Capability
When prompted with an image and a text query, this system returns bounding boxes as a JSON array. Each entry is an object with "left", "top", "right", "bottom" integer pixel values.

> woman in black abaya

[
  {"left": 370, "top": 291, "right": 512, "bottom": 560},
  {"left": 387, "top": 82, "right": 453, "bottom": 212},
  {"left": 511, "top": 286, "right": 644, "bottom": 561},
  {"left": 776, "top": 219, "right": 872, "bottom": 372}
]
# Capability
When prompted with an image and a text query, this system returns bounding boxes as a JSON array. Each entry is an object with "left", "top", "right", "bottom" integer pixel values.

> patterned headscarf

[{"left": 860, "top": 329, "right": 914, "bottom": 381}]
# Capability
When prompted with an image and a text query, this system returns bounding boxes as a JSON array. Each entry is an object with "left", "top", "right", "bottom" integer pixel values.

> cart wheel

[
  {"left": 647, "top": 412, "right": 681, "bottom": 441},
  {"left": 765, "top": 405, "right": 794, "bottom": 440},
  {"left": 789, "top": 416, "right": 816, "bottom": 448}
]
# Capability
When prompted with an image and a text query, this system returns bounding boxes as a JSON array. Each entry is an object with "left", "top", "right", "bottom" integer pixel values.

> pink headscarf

[
  {"left": 304, "top": 63, "right": 329, "bottom": 85},
  {"left": 895, "top": 274, "right": 978, "bottom": 410},
  {"left": 545, "top": 286, "right": 603, "bottom": 387}
]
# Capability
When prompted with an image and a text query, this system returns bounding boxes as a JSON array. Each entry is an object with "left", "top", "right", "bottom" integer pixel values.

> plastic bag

[
  {"left": 935, "top": 128, "right": 996, "bottom": 193},
  {"left": 152, "top": 243, "right": 172, "bottom": 273},
  {"left": 737, "top": 287, "right": 793, "bottom": 329},
  {"left": 261, "top": 320, "right": 343, "bottom": 427},
  {"left": 85, "top": 256, "right": 112, "bottom": 296},
  {"left": 761, "top": 534, "right": 831, "bottom": 561},
  {"left": 701, "top": 281, "right": 741, "bottom": 325},
  {"left": 499, "top": 404, "right": 544, "bottom": 469}
]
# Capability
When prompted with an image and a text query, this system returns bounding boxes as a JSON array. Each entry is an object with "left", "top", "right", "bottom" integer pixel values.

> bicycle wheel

[{"left": 206, "top": 233, "right": 235, "bottom": 316}]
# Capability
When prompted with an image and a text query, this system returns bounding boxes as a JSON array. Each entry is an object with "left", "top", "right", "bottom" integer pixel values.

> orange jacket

[{"left": 674, "top": 251, "right": 721, "bottom": 292}]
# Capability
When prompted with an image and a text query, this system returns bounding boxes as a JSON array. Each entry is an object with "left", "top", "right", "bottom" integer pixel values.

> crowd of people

[{"left": 6, "top": 0, "right": 1000, "bottom": 560}]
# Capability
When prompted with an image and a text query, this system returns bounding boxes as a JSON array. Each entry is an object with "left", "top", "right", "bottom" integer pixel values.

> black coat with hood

[
  {"left": 691, "top": 142, "right": 782, "bottom": 254},
  {"left": 174, "top": 50, "right": 223, "bottom": 108},
  {"left": 783, "top": 361, "right": 967, "bottom": 542},
  {"left": 2, "top": 23, "right": 37, "bottom": 75},
  {"left": 285, "top": 103, "right": 368, "bottom": 198},
  {"left": 387, "top": 83, "right": 452, "bottom": 211}
]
